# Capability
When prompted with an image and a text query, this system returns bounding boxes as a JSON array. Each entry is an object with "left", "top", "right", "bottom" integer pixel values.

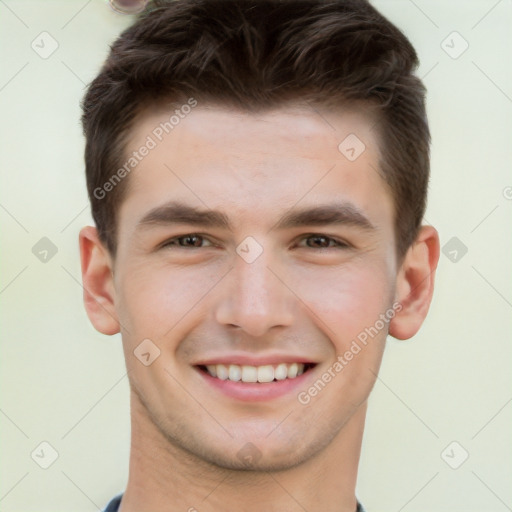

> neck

[{"left": 120, "top": 391, "right": 365, "bottom": 512}]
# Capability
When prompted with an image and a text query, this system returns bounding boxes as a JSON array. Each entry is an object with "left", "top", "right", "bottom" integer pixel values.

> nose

[{"left": 214, "top": 247, "right": 295, "bottom": 338}]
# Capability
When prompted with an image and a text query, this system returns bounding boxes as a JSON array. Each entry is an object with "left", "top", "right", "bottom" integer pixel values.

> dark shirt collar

[{"left": 103, "top": 493, "right": 366, "bottom": 512}]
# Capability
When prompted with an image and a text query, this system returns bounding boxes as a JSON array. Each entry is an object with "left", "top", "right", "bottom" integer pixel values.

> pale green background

[{"left": 0, "top": 1, "right": 511, "bottom": 511}]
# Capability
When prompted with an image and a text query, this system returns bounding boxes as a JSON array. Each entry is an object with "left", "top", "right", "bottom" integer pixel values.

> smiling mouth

[{"left": 197, "top": 363, "right": 317, "bottom": 383}]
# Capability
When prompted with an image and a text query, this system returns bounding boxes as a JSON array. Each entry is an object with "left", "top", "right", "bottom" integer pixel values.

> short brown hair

[{"left": 81, "top": 0, "right": 430, "bottom": 259}]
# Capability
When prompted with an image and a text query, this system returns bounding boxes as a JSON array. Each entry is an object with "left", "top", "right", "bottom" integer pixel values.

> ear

[
  {"left": 388, "top": 225, "right": 440, "bottom": 340},
  {"left": 79, "top": 226, "right": 120, "bottom": 335}
]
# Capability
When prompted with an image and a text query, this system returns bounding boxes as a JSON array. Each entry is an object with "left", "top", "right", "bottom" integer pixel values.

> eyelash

[{"left": 159, "top": 233, "right": 350, "bottom": 250}]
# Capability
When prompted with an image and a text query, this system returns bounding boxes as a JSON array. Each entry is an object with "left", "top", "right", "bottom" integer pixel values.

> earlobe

[
  {"left": 388, "top": 225, "right": 440, "bottom": 340},
  {"left": 79, "top": 226, "right": 120, "bottom": 336}
]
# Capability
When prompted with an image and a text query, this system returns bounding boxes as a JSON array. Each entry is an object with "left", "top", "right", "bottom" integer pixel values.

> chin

[
  {"left": 203, "top": 445, "right": 315, "bottom": 473},
  {"left": 161, "top": 422, "right": 339, "bottom": 475}
]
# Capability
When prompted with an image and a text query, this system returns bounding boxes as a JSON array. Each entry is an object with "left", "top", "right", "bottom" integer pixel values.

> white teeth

[
  {"left": 257, "top": 365, "right": 274, "bottom": 383},
  {"left": 206, "top": 363, "right": 307, "bottom": 382},
  {"left": 274, "top": 363, "right": 288, "bottom": 381},
  {"left": 216, "top": 364, "right": 229, "bottom": 380},
  {"left": 228, "top": 364, "right": 241, "bottom": 381},
  {"left": 241, "top": 365, "right": 258, "bottom": 383},
  {"left": 287, "top": 363, "right": 298, "bottom": 378}
]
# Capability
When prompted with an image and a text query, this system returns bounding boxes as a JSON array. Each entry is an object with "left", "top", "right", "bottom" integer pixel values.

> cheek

[
  {"left": 293, "top": 259, "right": 393, "bottom": 345},
  {"left": 116, "top": 261, "right": 221, "bottom": 343}
]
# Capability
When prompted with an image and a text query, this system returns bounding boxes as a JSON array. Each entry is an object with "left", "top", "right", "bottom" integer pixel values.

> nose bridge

[
  {"left": 237, "top": 250, "right": 274, "bottom": 306},
  {"left": 215, "top": 243, "right": 294, "bottom": 336}
]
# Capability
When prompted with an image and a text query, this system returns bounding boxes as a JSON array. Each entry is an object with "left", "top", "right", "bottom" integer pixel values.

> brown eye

[
  {"left": 178, "top": 235, "right": 204, "bottom": 247},
  {"left": 161, "top": 234, "right": 212, "bottom": 249},
  {"left": 300, "top": 234, "right": 348, "bottom": 249},
  {"left": 306, "top": 235, "right": 333, "bottom": 248}
]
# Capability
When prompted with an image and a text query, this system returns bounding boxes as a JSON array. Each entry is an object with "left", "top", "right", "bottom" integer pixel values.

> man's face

[{"left": 112, "top": 103, "right": 398, "bottom": 470}]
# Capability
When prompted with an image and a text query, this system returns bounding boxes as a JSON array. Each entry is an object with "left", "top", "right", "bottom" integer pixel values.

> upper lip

[{"left": 195, "top": 354, "right": 318, "bottom": 367}]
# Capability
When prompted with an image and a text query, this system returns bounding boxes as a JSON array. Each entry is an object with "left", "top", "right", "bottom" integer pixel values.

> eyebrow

[{"left": 136, "top": 200, "right": 376, "bottom": 232}]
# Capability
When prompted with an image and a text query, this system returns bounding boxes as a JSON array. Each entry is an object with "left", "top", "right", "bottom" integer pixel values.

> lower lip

[{"left": 196, "top": 367, "right": 314, "bottom": 402}]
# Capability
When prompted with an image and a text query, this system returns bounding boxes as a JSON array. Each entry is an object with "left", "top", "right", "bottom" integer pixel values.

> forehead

[
  {"left": 128, "top": 101, "right": 379, "bottom": 162},
  {"left": 118, "top": 103, "right": 391, "bottom": 235}
]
